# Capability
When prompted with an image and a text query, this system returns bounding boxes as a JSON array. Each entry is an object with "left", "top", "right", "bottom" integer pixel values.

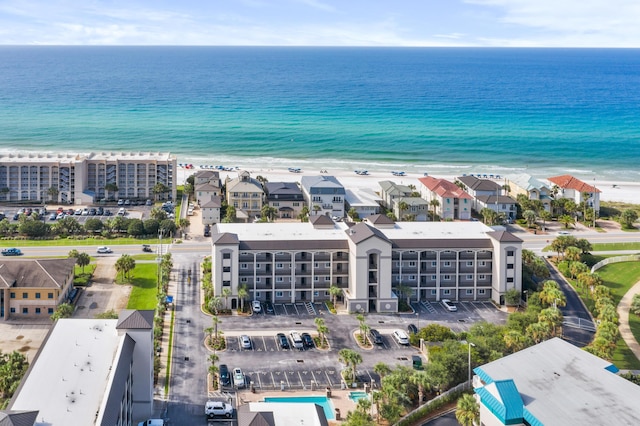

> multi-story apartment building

[
  {"left": 0, "top": 258, "right": 76, "bottom": 321},
  {"left": 194, "top": 170, "right": 222, "bottom": 225},
  {"left": 211, "top": 215, "right": 522, "bottom": 313},
  {"left": 378, "top": 180, "right": 412, "bottom": 210},
  {"left": 264, "top": 182, "right": 305, "bottom": 219},
  {"left": 0, "top": 152, "right": 177, "bottom": 205},
  {"left": 300, "top": 175, "right": 345, "bottom": 219},
  {"left": 225, "top": 171, "right": 264, "bottom": 221}
]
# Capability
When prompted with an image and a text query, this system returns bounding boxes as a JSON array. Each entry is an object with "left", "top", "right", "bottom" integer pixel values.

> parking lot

[{"left": 0, "top": 203, "right": 157, "bottom": 223}]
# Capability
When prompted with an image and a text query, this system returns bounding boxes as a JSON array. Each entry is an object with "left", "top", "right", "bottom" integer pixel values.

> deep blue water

[{"left": 0, "top": 46, "right": 639, "bottom": 180}]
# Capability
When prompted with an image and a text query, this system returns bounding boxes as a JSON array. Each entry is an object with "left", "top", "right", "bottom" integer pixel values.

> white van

[{"left": 289, "top": 331, "right": 304, "bottom": 350}]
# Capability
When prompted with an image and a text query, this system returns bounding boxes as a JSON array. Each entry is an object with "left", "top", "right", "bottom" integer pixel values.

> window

[
  {"left": 314, "top": 291, "right": 319, "bottom": 297},
  {"left": 480, "top": 261, "right": 487, "bottom": 266},
  {"left": 466, "top": 289, "right": 473, "bottom": 295},
  {"left": 444, "top": 274, "right": 451, "bottom": 280},
  {"left": 22, "top": 307, "right": 28, "bottom": 314},
  {"left": 507, "top": 264, "right": 514, "bottom": 269},
  {"left": 256, "top": 277, "right": 261, "bottom": 283},
  {"left": 314, "top": 276, "right": 319, "bottom": 282},
  {"left": 409, "top": 275, "right": 416, "bottom": 281},
  {"left": 222, "top": 266, "right": 230, "bottom": 272},
  {"left": 325, "top": 276, "right": 330, "bottom": 281},
  {"left": 10, "top": 292, "right": 15, "bottom": 299},
  {"left": 431, "top": 275, "right": 437, "bottom": 280},
  {"left": 443, "top": 289, "right": 451, "bottom": 295},
  {"left": 35, "top": 308, "right": 41, "bottom": 314},
  {"left": 22, "top": 292, "right": 28, "bottom": 299},
  {"left": 48, "top": 308, "right": 54, "bottom": 314},
  {"left": 10, "top": 308, "right": 15, "bottom": 313},
  {"left": 222, "top": 253, "right": 231, "bottom": 259},
  {"left": 276, "top": 277, "right": 283, "bottom": 283},
  {"left": 241, "top": 263, "right": 248, "bottom": 269},
  {"left": 276, "top": 291, "right": 283, "bottom": 297},
  {"left": 507, "top": 277, "right": 514, "bottom": 283},
  {"left": 479, "top": 289, "right": 486, "bottom": 295},
  {"left": 430, "top": 289, "right": 437, "bottom": 295},
  {"left": 276, "top": 263, "right": 284, "bottom": 269},
  {"left": 255, "top": 292, "right": 261, "bottom": 297},
  {"left": 272, "top": 202, "right": 279, "bottom": 207},
  {"left": 35, "top": 293, "right": 41, "bottom": 299},
  {"left": 466, "top": 274, "right": 473, "bottom": 280},
  {"left": 409, "top": 261, "right": 416, "bottom": 267},
  {"left": 240, "top": 277, "right": 248, "bottom": 283},
  {"left": 479, "top": 274, "right": 486, "bottom": 280},
  {"left": 444, "top": 261, "right": 451, "bottom": 267},
  {"left": 314, "top": 262, "right": 319, "bottom": 268},
  {"left": 507, "top": 250, "right": 514, "bottom": 256},
  {"left": 325, "top": 262, "right": 330, "bottom": 267},
  {"left": 466, "top": 261, "right": 473, "bottom": 266},
  {"left": 222, "top": 281, "right": 230, "bottom": 287},
  {"left": 293, "top": 202, "right": 299, "bottom": 206},
  {"left": 431, "top": 261, "right": 437, "bottom": 267},
  {"left": 48, "top": 292, "right": 54, "bottom": 299}
]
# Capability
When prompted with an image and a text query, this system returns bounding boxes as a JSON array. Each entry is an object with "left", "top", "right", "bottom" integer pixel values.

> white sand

[{"left": 179, "top": 166, "right": 640, "bottom": 205}]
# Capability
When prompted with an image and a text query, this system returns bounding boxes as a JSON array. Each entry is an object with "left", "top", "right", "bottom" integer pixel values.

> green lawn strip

[
  {"left": 612, "top": 338, "right": 640, "bottom": 370},
  {"left": 164, "top": 306, "right": 175, "bottom": 397},
  {"left": 591, "top": 242, "right": 640, "bottom": 252},
  {"left": 630, "top": 313, "right": 640, "bottom": 351},
  {"left": 596, "top": 262, "right": 640, "bottom": 305},
  {"left": 124, "top": 263, "right": 158, "bottom": 310},
  {"left": 131, "top": 254, "right": 158, "bottom": 261},
  {"left": 0, "top": 237, "right": 158, "bottom": 247}
]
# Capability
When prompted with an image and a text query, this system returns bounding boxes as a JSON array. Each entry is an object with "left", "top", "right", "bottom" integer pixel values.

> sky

[{"left": 0, "top": 0, "right": 639, "bottom": 47}]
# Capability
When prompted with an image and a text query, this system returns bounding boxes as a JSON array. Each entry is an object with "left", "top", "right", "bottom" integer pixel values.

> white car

[
  {"left": 392, "top": 329, "right": 410, "bottom": 345},
  {"left": 441, "top": 299, "right": 457, "bottom": 312},
  {"left": 252, "top": 300, "right": 262, "bottom": 313},
  {"left": 557, "top": 230, "right": 571, "bottom": 236},
  {"left": 233, "top": 367, "right": 245, "bottom": 388},
  {"left": 289, "top": 330, "right": 304, "bottom": 350},
  {"left": 240, "top": 335, "right": 252, "bottom": 349},
  {"left": 205, "top": 400, "right": 234, "bottom": 418},
  {"left": 96, "top": 246, "right": 112, "bottom": 254}
]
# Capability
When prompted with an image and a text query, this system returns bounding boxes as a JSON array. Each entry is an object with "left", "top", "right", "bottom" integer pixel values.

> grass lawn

[
  {"left": 591, "top": 242, "right": 640, "bottom": 252},
  {"left": 0, "top": 237, "right": 158, "bottom": 247},
  {"left": 132, "top": 254, "right": 159, "bottom": 261},
  {"left": 122, "top": 263, "right": 159, "bottom": 310}
]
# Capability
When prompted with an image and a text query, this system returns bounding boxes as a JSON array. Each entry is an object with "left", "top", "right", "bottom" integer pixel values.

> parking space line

[{"left": 325, "top": 371, "right": 333, "bottom": 387}]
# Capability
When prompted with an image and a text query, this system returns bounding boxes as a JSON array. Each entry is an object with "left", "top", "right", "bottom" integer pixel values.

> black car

[
  {"left": 265, "top": 301, "right": 274, "bottom": 314},
  {"left": 142, "top": 244, "right": 152, "bottom": 253},
  {"left": 301, "top": 332, "right": 314, "bottom": 349},
  {"left": 276, "top": 333, "right": 290, "bottom": 349},
  {"left": 219, "top": 364, "right": 231, "bottom": 387},
  {"left": 369, "top": 329, "right": 383, "bottom": 344},
  {"left": 407, "top": 324, "right": 418, "bottom": 335},
  {"left": 96, "top": 207, "right": 104, "bottom": 215}
]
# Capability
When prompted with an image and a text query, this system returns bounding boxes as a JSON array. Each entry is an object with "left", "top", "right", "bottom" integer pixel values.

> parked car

[
  {"left": 96, "top": 207, "right": 104, "bottom": 215},
  {"left": 289, "top": 331, "right": 304, "bottom": 350},
  {"left": 96, "top": 246, "right": 112, "bottom": 254},
  {"left": 407, "top": 324, "right": 418, "bottom": 335},
  {"left": 138, "top": 420, "right": 164, "bottom": 426},
  {"left": 240, "top": 335, "right": 252, "bottom": 349},
  {"left": 393, "top": 329, "right": 410, "bottom": 345},
  {"left": 117, "top": 199, "right": 125, "bottom": 206},
  {"left": 88, "top": 208, "right": 97, "bottom": 216},
  {"left": 233, "top": 367, "right": 245, "bottom": 388},
  {"left": 205, "top": 400, "right": 233, "bottom": 418},
  {"left": 276, "top": 333, "right": 290, "bottom": 349},
  {"left": 145, "top": 199, "right": 153, "bottom": 206},
  {"left": 252, "top": 300, "right": 262, "bottom": 313},
  {"left": 49, "top": 213, "right": 57, "bottom": 220},
  {"left": 81, "top": 207, "right": 89, "bottom": 216},
  {"left": 369, "top": 329, "right": 383, "bottom": 345},
  {"left": 301, "top": 332, "right": 314, "bottom": 349},
  {"left": 74, "top": 208, "right": 83, "bottom": 215},
  {"left": 219, "top": 364, "right": 231, "bottom": 387},
  {"left": 265, "top": 301, "right": 274, "bottom": 314},
  {"left": 1, "top": 248, "right": 22, "bottom": 256},
  {"left": 441, "top": 299, "right": 457, "bottom": 312}
]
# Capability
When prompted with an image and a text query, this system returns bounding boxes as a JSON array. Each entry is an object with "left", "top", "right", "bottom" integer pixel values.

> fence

[
  {"left": 591, "top": 255, "right": 640, "bottom": 273},
  {"left": 394, "top": 380, "right": 471, "bottom": 426}
]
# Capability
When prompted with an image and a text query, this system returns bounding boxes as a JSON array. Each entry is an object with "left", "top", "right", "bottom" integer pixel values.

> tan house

[
  {"left": 225, "top": 171, "right": 264, "bottom": 221},
  {"left": 0, "top": 258, "right": 76, "bottom": 320},
  {"left": 507, "top": 173, "right": 552, "bottom": 212}
]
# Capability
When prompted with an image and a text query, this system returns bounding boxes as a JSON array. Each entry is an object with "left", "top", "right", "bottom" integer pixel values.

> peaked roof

[
  {"left": 418, "top": 176, "right": 473, "bottom": 199},
  {"left": 378, "top": 180, "right": 412, "bottom": 196},
  {"left": 212, "top": 232, "right": 240, "bottom": 245},
  {"left": 0, "top": 258, "right": 76, "bottom": 289},
  {"left": 487, "top": 230, "right": 522, "bottom": 243},
  {"left": 457, "top": 175, "right": 501, "bottom": 192},
  {"left": 0, "top": 411, "right": 39, "bottom": 426},
  {"left": 475, "top": 379, "right": 524, "bottom": 424},
  {"left": 309, "top": 215, "right": 335, "bottom": 226},
  {"left": 476, "top": 195, "right": 517, "bottom": 204},
  {"left": 116, "top": 310, "right": 154, "bottom": 329},
  {"left": 508, "top": 173, "right": 549, "bottom": 192},
  {"left": 264, "top": 182, "right": 302, "bottom": 195},
  {"left": 201, "top": 197, "right": 222, "bottom": 208},
  {"left": 345, "top": 222, "right": 391, "bottom": 245},
  {"left": 300, "top": 175, "right": 344, "bottom": 191},
  {"left": 365, "top": 214, "right": 395, "bottom": 225},
  {"left": 548, "top": 175, "right": 601, "bottom": 193}
]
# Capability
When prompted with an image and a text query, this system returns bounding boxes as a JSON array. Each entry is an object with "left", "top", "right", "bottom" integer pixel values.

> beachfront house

[
  {"left": 507, "top": 173, "right": 552, "bottom": 212},
  {"left": 418, "top": 176, "right": 473, "bottom": 220},
  {"left": 225, "top": 171, "right": 264, "bottom": 221},
  {"left": 194, "top": 170, "right": 222, "bottom": 225},
  {"left": 264, "top": 182, "right": 305, "bottom": 219},
  {"left": 0, "top": 258, "right": 76, "bottom": 321},
  {"left": 200, "top": 197, "right": 222, "bottom": 225},
  {"left": 210, "top": 218, "right": 522, "bottom": 312},
  {"left": 392, "top": 196, "right": 429, "bottom": 221},
  {"left": 378, "top": 180, "right": 413, "bottom": 210},
  {"left": 344, "top": 188, "right": 382, "bottom": 220},
  {"left": 473, "top": 338, "right": 640, "bottom": 426},
  {"left": 300, "top": 175, "right": 345, "bottom": 219},
  {"left": 547, "top": 174, "right": 601, "bottom": 215},
  {"left": 475, "top": 195, "right": 518, "bottom": 221},
  {"left": 456, "top": 175, "right": 503, "bottom": 211},
  {"left": 0, "top": 151, "right": 177, "bottom": 205}
]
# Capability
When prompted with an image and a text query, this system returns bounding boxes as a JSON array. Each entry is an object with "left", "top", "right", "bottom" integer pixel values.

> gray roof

[
  {"left": 476, "top": 195, "right": 517, "bottom": 204},
  {"left": 300, "top": 175, "right": 345, "bottom": 194},
  {"left": 508, "top": 173, "right": 550, "bottom": 192},
  {"left": 202, "top": 196, "right": 222, "bottom": 208},
  {"left": 239, "top": 239, "right": 349, "bottom": 251},
  {"left": 346, "top": 222, "right": 391, "bottom": 245},
  {"left": 457, "top": 175, "right": 501, "bottom": 192},
  {"left": 396, "top": 196, "right": 429, "bottom": 207},
  {"left": 475, "top": 337, "right": 640, "bottom": 426},
  {"left": 379, "top": 180, "right": 412, "bottom": 196},
  {"left": 487, "top": 231, "right": 522, "bottom": 243},
  {"left": 195, "top": 170, "right": 219, "bottom": 179},
  {"left": 0, "top": 411, "right": 39, "bottom": 426},
  {"left": 264, "top": 182, "right": 303, "bottom": 200},
  {"left": 237, "top": 404, "right": 275, "bottom": 426},
  {"left": 116, "top": 310, "right": 154, "bottom": 330},
  {"left": 393, "top": 239, "right": 493, "bottom": 249},
  {"left": 0, "top": 258, "right": 75, "bottom": 289},
  {"left": 195, "top": 182, "right": 220, "bottom": 192},
  {"left": 212, "top": 232, "right": 240, "bottom": 245},
  {"left": 364, "top": 214, "right": 395, "bottom": 225},
  {"left": 310, "top": 215, "right": 335, "bottom": 226}
]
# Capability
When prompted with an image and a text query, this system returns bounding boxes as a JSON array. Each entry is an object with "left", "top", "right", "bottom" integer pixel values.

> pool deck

[{"left": 238, "top": 387, "right": 372, "bottom": 424}]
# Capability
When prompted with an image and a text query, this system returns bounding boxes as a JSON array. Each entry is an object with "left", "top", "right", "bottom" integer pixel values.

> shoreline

[{"left": 178, "top": 164, "right": 640, "bottom": 205}]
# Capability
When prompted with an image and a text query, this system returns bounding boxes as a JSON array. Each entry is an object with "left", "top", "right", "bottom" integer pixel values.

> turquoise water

[
  {"left": 349, "top": 391, "right": 370, "bottom": 402},
  {"left": 0, "top": 47, "right": 639, "bottom": 181},
  {"left": 263, "top": 395, "right": 335, "bottom": 420}
]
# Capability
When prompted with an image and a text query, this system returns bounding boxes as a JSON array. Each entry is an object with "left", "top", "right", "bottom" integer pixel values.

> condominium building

[
  {"left": 9, "top": 310, "right": 155, "bottom": 425},
  {"left": 0, "top": 151, "right": 177, "bottom": 205},
  {"left": 0, "top": 258, "right": 76, "bottom": 321},
  {"left": 211, "top": 215, "right": 522, "bottom": 313}
]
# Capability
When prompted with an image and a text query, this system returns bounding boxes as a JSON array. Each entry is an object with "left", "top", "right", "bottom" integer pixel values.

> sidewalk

[{"left": 617, "top": 280, "right": 640, "bottom": 361}]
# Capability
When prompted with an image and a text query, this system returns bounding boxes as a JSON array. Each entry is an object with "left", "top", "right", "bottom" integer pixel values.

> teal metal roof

[{"left": 476, "top": 379, "right": 524, "bottom": 425}]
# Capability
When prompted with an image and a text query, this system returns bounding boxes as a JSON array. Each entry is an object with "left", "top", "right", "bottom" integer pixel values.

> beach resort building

[
  {"left": 344, "top": 188, "right": 382, "bottom": 220},
  {"left": 8, "top": 310, "right": 155, "bottom": 425},
  {"left": 417, "top": 176, "right": 473, "bottom": 220},
  {"left": 300, "top": 175, "right": 346, "bottom": 219},
  {"left": 507, "top": 173, "right": 552, "bottom": 212},
  {"left": 548, "top": 174, "right": 601, "bottom": 215},
  {"left": 210, "top": 216, "right": 522, "bottom": 312},
  {"left": 0, "top": 258, "right": 76, "bottom": 321},
  {"left": 0, "top": 152, "right": 177, "bottom": 205},
  {"left": 473, "top": 337, "right": 640, "bottom": 426},
  {"left": 225, "top": 171, "right": 264, "bottom": 221},
  {"left": 264, "top": 182, "right": 305, "bottom": 219}
]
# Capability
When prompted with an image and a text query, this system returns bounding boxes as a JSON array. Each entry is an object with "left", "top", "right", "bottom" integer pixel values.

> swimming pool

[
  {"left": 349, "top": 391, "right": 369, "bottom": 402},
  {"left": 263, "top": 396, "right": 335, "bottom": 420}
]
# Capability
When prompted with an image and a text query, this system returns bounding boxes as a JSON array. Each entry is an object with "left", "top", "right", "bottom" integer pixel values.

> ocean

[{"left": 0, "top": 46, "right": 639, "bottom": 181}]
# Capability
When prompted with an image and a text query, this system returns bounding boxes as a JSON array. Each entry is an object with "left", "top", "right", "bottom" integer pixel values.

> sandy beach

[{"left": 178, "top": 165, "right": 640, "bottom": 205}]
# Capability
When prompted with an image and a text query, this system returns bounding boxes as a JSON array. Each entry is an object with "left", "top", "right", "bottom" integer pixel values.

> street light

[
  {"left": 415, "top": 312, "right": 420, "bottom": 330},
  {"left": 468, "top": 342, "right": 476, "bottom": 383}
]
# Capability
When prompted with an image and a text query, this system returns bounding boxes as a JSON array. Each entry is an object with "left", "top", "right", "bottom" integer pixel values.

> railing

[{"left": 591, "top": 255, "right": 640, "bottom": 273}]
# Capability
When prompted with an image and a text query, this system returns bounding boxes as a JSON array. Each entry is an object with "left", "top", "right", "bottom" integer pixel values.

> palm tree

[
  {"left": 238, "top": 285, "right": 248, "bottom": 312},
  {"left": 373, "top": 362, "right": 391, "bottom": 380},
  {"left": 115, "top": 254, "right": 136, "bottom": 281},
  {"left": 298, "top": 205, "right": 310, "bottom": 222},
  {"left": 338, "top": 348, "right": 363, "bottom": 385},
  {"left": 47, "top": 186, "right": 59, "bottom": 202},
  {"left": 409, "top": 370, "right": 432, "bottom": 405},
  {"left": 104, "top": 182, "right": 118, "bottom": 201},
  {"left": 429, "top": 199, "right": 440, "bottom": 221},
  {"left": 397, "top": 201, "right": 409, "bottom": 221},
  {"left": 153, "top": 182, "right": 169, "bottom": 201},
  {"left": 480, "top": 207, "right": 497, "bottom": 225},
  {"left": 315, "top": 317, "right": 327, "bottom": 346},
  {"left": 523, "top": 209, "right": 537, "bottom": 228},
  {"left": 211, "top": 315, "right": 222, "bottom": 342},
  {"left": 222, "top": 287, "right": 232, "bottom": 310},
  {"left": 204, "top": 326, "right": 214, "bottom": 347},
  {"left": 564, "top": 246, "right": 581, "bottom": 262},
  {"left": 312, "top": 204, "right": 321, "bottom": 215},
  {"left": 178, "top": 218, "right": 190, "bottom": 235},
  {"left": 76, "top": 252, "right": 91, "bottom": 273},
  {"left": 455, "top": 394, "right": 479, "bottom": 426},
  {"left": 559, "top": 214, "right": 575, "bottom": 229},
  {"left": 329, "top": 285, "right": 343, "bottom": 307}
]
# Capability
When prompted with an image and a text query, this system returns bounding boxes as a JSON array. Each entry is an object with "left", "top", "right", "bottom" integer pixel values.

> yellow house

[{"left": 0, "top": 258, "right": 76, "bottom": 320}]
